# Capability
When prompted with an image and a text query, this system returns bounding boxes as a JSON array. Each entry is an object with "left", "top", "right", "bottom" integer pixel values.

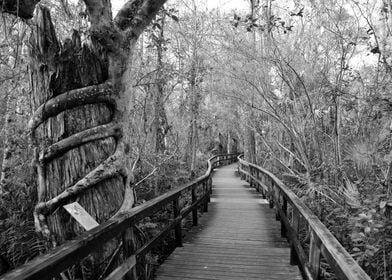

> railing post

[
  {"left": 206, "top": 178, "right": 211, "bottom": 203},
  {"left": 290, "top": 209, "right": 300, "bottom": 265},
  {"left": 281, "top": 197, "right": 287, "bottom": 238},
  {"left": 275, "top": 192, "right": 280, "bottom": 221},
  {"left": 249, "top": 166, "right": 253, "bottom": 187},
  {"left": 173, "top": 197, "right": 182, "bottom": 247},
  {"left": 203, "top": 181, "right": 209, "bottom": 213},
  {"left": 254, "top": 169, "right": 258, "bottom": 191},
  {"left": 253, "top": 168, "right": 256, "bottom": 188},
  {"left": 261, "top": 173, "right": 266, "bottom": 199},
  {"left": 309, "top": 230, "right": 321, "bottom": 280},
  {"left": 269, "top": 179, "right": 274, "bottom": 208},
  {"left": 192, "top": 186, "right": 198, "bottom": 226}
]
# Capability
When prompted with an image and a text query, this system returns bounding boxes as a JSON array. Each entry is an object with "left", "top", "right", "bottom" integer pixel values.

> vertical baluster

[
  {"left": 173, "top": 197, "right": 182, "bottom": 247},
  {"left": 203, "top": 181, "right": 209, "bottom": 212},
  {"left": 275, "top": 193, "right": 281, "bottom": 221},
  {"left": 252, "top": 167, "right": 256, "bottom": 188},
  {"left": 309, "top": 230, "right": 321, "bottom": 279},
  {"left": 281, "top": 197, "right": 287, "bottom": 238},
  {"left": 269, "top": 178, "right": 274, "bottom": 208},
  {"left": 261, "top": 173, "right": 266, "bottom": 199},
  {"left": 207, "top": 178, "right": 211, "bottom": 203},
  {"left": 249, "top": 166, "right": 253, "bottom": 187},
  {"left": 192, "top": 185, "right": 198, "bottom": 226},
  {"left": 290, "top": 209, "right": 300, "bottom": 265}
]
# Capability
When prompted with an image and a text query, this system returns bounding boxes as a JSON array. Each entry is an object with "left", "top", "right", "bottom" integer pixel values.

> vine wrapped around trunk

[{"left": 25, "top": 0, "right": 166, "bottom": 278}]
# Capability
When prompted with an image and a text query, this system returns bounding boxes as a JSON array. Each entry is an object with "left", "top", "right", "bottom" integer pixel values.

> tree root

[
  {"left": 40, "top": 123, "right": 122, "bottom": 164},
  {"left": 28, "top": 82, "right": 116, "bottom": 137},
  {"left": 35, "top": 149, "right": 125, "bottom": 217},
  {"left": 29, "top": 80, "right": 134, "bottom": 238}
]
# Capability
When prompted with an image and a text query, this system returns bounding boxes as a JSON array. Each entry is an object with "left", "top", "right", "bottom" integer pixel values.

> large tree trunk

[
  {"left": 18, "top": 0, "right": 166, "bottom": 278},
  {"left": 29, "top": 5, "right": 121, "bottom": 245},
  {"left": 29, "top": 8, "right": 131, "bottom": 277}
]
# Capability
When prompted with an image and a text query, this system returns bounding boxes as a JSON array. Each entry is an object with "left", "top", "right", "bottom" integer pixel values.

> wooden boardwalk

[{"left": 154, "top": 163, "right": 303, "bottom": 280}]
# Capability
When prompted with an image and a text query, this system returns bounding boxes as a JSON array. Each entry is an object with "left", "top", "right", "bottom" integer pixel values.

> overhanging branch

[{"left": 115, "top": 0, "right": 167, "bottom": 35}]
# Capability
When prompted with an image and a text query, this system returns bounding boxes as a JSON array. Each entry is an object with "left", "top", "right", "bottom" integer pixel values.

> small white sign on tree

[{"left": 63, "top": 202, "right": 99, "bottom": 231}]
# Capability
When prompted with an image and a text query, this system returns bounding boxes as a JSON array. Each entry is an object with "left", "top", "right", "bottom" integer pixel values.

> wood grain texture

[
  {"left": 154, "top": 163, "right": 303, "bottom": 280},
  {"left": 239, "top": 156, "right": 371, "bottom": 280},
  {"left": 0, "top": 154, "right": 239, "bottom": 280}
]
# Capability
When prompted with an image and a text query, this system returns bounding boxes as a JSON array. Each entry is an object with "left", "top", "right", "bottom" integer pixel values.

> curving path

[{"left": 154, "top": 163, "right": 303, "bottom": 280}]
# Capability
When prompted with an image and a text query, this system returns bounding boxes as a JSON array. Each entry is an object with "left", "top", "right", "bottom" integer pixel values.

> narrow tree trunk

[
  {"left": 227, "top": 131, "right": 238, "bottom": 154},
  {"left": 244, "top": 0, "right": 259, "bottom": 164},
  {"left": 245, "top": 127, "right": 256, "bottom": 163},
  {"left": 0, "top": 91, "right": 13, "bottom": 194},
  {"left": 218, "top": 132, "right": 227, "bottom": 154},
  {"left": 152, "top": 15, "right": 168, "bottom": 154},
  {"left": 333, "top": 95, "right": 342, "bottom": 167},
  {"left": 187, "top": 63, "right": 200, "bottom": 173},
  {"left": 190, "top": 101, "right": 199, "bottom": 172},
  {"left": 152, "top": 14, "right": 169, "bottom": 196}
]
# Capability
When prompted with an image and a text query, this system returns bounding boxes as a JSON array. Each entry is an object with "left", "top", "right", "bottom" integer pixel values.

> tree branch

[
  {"left": 82, "top": 0, "right": 112, "bottom": 27},
  {"left": 115, "top": 0, "right": 167, "bottom": 36}
]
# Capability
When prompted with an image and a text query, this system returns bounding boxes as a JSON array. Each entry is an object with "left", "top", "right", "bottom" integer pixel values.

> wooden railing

[
  {"left": 238, "top": 155, "right": 371, "bottom": 280},
  {"left": 0, "top": 153, "right": 240, "bottom": 280}
]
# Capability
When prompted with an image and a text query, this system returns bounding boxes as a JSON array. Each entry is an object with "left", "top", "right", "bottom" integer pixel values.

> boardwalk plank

[{"left": 154, "top": 163, "right": 303, "bottom": 280}]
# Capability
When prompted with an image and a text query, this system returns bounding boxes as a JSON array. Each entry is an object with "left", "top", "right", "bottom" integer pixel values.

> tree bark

[
  {"left": 188, "top": 63, "right": 200, "bottom": 172},
  {"left": 245, "top": 127, "right": 256, "bottom": 163},
  {"left": 0, "top": 86, "right": 17, "bottom": 193},
  {"left": 244, "top": 0, "right": 259, "bottom": 164},
  {"left": 10, "top": 0, "right": 167, "bottom": 278},
  {"left": 227, "top": 131, "right": 238, "bottom": 154},
  {"left": 152, "top": 14, "right": 169, "bottom": 154},
  {"left": 218, "top": 132, "right": 227, "bottom": 154}
]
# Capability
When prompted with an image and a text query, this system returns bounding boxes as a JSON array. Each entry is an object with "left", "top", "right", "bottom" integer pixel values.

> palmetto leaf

[
  {"left": 341, "top": 176, "right": 361, "bottom": 208},
  {"left": 343, "top": 139, "right": 375, "bottom": 172}
]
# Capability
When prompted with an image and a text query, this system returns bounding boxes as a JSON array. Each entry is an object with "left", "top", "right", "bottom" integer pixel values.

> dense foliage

[{"left": 0, "top": 0, "right": 391, "bottom": 279}]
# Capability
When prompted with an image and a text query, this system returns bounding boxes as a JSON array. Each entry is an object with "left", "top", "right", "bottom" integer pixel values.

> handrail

[
  {"left": 0, "top": 153, "right": 240, "bottom": 280},
  {"left": 238, "top": 155, "right": 371, "bottom": 280}
]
